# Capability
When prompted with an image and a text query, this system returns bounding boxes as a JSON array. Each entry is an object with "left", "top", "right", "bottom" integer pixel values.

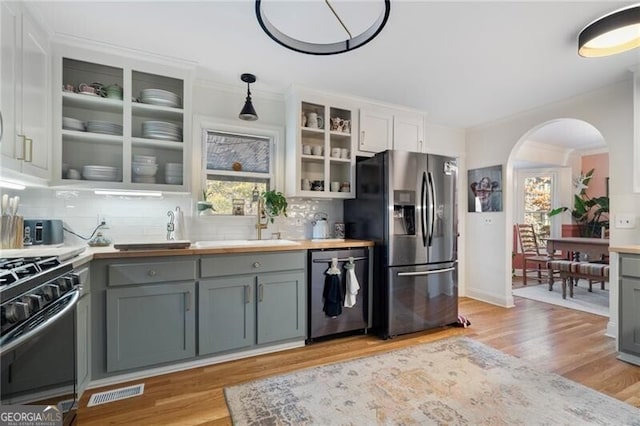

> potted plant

[
  {"left": 261, "top": 190, "right": 288, "bottom": 223},
  {"left": 548, "top": 168, "right": 609, "bottom": 237}
]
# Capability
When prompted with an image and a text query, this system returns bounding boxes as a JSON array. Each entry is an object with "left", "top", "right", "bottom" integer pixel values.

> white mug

[
  {"left": 331, "top": 147, "right": 341, "bottom": 158},
  {"left": 340, "top": 148, "right": 350, "bottom": 159},
  {"left": 312, "top": 145, "right": 323, "bottom": 156},
  {"left": 330, "top": 181, "right": 340, "bottom": 192},
  {"left": 302, "top": 145, "right": 312, "bottom": 155},
  {"left": 301, "top": 179, "right": 311, "bottom": 191}
]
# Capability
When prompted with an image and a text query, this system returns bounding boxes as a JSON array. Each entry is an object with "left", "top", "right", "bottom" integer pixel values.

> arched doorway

[{"left": 506, "top": 118, "right": 609, "bottom": 314}]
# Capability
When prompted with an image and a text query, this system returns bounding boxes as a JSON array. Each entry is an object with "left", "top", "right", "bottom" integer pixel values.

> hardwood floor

[{"left": 77, "top": 297, "right": 640, "bottom": 425}]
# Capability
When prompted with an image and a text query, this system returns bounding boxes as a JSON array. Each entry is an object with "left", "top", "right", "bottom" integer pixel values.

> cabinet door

[
  {"left": 256, "top": 271, "right": 306, "bottom": 345},
  {"left": 393, "top": 113, "right": 424, "bottom": 153},
  {"left": 620, "top": 276, "right": 640, "bottom": 357},
  {"left": 198, "top": 277, "right": 256, "bottom": 355},
  {"left": 359, "top": 108, "right": 392, "bottom": 153},
  {"left": 0, "top": 1, "right": 20, "bottom": 171},
  {"left": 77, "top": 293, "right": 91, "bottom": 397},
  {"left": 106, "top": 282, "right": 195, "bottom": 372},
  {"left": 19, "top": 9, "right": 49, "bottom": 178}
]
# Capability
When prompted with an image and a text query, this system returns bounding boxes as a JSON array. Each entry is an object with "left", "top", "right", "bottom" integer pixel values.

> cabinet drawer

[
  {"left": 621, "top": 255, "right": 640, "bottom": 278},
  {"left": 108, "top": 260, "right": 197, "bottom": 286},
  {"left": 201, "top": 251, "right": 305, "bottom": 277}
]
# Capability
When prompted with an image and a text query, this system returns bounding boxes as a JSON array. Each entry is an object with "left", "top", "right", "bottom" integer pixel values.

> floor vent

[{"left": 87, "top": 383, "right": 145, "bottom": 407}]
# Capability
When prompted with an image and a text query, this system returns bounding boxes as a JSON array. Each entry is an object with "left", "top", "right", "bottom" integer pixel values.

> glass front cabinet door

[
  {"left": 285, "top": 88, "right": 356, "bottom": 199},
  {"left": 52, "top": 45, "right": 193, "bottom": 191}
]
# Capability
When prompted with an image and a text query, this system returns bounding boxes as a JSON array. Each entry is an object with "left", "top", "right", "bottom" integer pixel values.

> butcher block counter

[
  {"left": 88, "top": 239, "right": 374, "bottom": 259},
  {"left": 609, "top": 245, "right": 640, "bottom": 255}
]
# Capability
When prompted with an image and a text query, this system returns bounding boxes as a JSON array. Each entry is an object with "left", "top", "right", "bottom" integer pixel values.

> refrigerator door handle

[
  {"left": 420, "top": 171, "right": 427, "bottom": 247},
  {"left": 397, "top": 266, "right": 456, "bottom": 277},
  {"left": 427, "top": 171, "right": 436, "bottom": 247}
]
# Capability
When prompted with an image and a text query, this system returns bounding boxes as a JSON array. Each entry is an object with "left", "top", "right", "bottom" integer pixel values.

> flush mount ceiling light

[
  {"left": 239, "top": 73, "right": 258, "bottom": 121},
  {"left": 255, "top": 0, "right": 390, "bottom": 55},
  {"left": 578, "top": 3, "right": 640, "bottom": 57}
]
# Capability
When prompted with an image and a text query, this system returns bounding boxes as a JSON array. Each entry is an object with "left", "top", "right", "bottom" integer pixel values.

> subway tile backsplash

[{"left": 14, "top": 188, "right": 344, "bottom": 244}]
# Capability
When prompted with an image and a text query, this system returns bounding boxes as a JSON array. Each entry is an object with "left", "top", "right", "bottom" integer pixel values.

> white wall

[{"left": 465, "top": 79, "right": 639, "bottom": 339}]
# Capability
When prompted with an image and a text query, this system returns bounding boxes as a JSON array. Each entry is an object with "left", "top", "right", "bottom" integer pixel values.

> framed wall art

[{"left": 468, "top": 165, "right": 503, "bottom": 212}]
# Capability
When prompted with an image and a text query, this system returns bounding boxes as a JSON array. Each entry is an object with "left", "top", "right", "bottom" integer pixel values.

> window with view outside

[
  {"left": 524, "top": 176, "right": 552, "bottom": 245},
  {"left": 203, "top": 130, "right": 273, "bottom": 215}
]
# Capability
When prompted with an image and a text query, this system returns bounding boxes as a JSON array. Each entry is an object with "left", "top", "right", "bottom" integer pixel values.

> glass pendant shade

[{"left": 578, "top": 4, "right": 640, "bottom": 57}]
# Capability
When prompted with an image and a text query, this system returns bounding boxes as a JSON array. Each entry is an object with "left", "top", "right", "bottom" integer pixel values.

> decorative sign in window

[{"left": 206, "top": 132, "right": 270, "bottom": 173}]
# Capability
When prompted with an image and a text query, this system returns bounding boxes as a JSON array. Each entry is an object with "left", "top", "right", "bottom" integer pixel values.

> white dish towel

[{"left": 344, "top": 257, "right": 360, "bottom": 308}]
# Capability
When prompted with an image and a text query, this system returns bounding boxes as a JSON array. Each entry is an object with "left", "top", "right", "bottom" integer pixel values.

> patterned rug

[
  {"left": 224, "top": 337, "right": 639, "bottom": 425},
  {"left": 513, "top": 281, "right": 608, "bottom": 317}
]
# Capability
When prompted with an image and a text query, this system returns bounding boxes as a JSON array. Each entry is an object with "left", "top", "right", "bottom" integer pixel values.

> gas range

[{"left": 0, "top": 256, "right": 79, "bottom": 353}]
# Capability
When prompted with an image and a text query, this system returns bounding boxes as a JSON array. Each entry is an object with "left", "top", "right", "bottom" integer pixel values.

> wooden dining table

[{"left": 545, "top": 237, "right": 610, "bottom": 261}]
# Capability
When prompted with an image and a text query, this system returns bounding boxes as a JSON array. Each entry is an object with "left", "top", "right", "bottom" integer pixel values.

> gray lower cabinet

[
  {"left": 256, "top": 271, "right": 306, "bottom": 345},
  {"left": 76, "top": 266, "right": 91, "bottom": 398},
  {"left": 619, "top": 254, "right": 640, "bottom": 365},
  {"left": 106, "top": 282, "right": 196, "bottom": 372},
  {"left": 199, "top": 251, "right": 306, "bottom": 356},
  {"left": 77, "top": 292, "right": 91, "bottom": 396},
  {"left": 199, "top": 276, "right": 256, "bottom": 354}
]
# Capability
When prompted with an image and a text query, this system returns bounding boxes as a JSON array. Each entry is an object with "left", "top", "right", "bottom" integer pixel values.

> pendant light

[
  {"left": 578, "top": 4, "right": 640, "bottom": 57},
  {"left": 239, "top": 73, "right": 258, "bottom": 121}
]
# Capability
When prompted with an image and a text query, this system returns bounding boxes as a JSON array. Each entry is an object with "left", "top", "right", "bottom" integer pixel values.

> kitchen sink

[{"left": 192, "top": 239, "right": 301, "bottom": 248}]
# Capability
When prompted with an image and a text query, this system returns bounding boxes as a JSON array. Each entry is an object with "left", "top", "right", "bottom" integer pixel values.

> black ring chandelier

[{"left": 255, "top": 0, "right": 391, "bottom": 55}]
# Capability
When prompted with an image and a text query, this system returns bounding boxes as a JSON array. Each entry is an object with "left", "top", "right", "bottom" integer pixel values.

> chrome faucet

[
  {"left": 167, "top": 210, "right": 175, "bottom": 240},
  {"left": 255, "top": 198, "right": 268, "bottom": 240}
]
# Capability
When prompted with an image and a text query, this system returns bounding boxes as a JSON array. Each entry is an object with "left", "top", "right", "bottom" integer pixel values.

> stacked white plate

[
  {"left": 62, "top": 117, "right": 85, "bottom": 131},
  {"left": 86, "top": 120, "right": 123, "bottom": 136},
  {"left": 141, "top": 121, "right": 182, "bottom": 141},
  {"left": 82, "top": 165, "right": 119, "bottom": 181},
  {"left": 140, "top": 88, "right": 182, "bottom": 108},
  {"left": 165, "top": 162, "right": 183, "bottom": 185},
  {"left": 132, "top": 155, "right": 158, "bottom": 183}
]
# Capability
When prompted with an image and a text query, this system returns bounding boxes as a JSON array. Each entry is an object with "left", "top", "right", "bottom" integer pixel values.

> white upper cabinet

[
  {"left": 358, "top": 108, "right": 393, "bottom": 153},
  {"left": 358, "top": 106, "right": 425, "bottom": 155},
  {"left": 285, "top": 88, "right": 356, "bottom": 198},
  {"left": 51, "top": 44, "right": 193, "bottom": 191},
  {"left": 393, "top": 112, "right": 424, "bottom": 153},
  {"left": 1, "top": 2, "right": 50, "bottom": 181}
]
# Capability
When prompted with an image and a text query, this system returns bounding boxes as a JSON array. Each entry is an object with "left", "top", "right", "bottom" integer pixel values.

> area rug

[
  {"left": 513, "top": 281, "right": 608, "bottom": 317},
  {"left": 224, "top": 337, "right": 639, "bottom": 425}
]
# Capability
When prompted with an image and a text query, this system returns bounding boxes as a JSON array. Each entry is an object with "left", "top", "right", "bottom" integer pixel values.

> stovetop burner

[{"left": 0, "top": 257, "right": 69, "bottom": 305}]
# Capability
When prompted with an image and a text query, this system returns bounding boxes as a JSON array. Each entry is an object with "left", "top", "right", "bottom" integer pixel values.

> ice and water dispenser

[{"left": 393, "top": 190, "right": 415, "bottom": 235}]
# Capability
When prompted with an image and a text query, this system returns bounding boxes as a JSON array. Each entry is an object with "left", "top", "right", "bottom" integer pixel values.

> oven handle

[{"left": 0, "top": 289, "right": 80, "bottom": 355}]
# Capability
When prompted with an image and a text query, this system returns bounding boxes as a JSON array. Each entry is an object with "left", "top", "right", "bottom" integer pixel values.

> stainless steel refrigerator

[{"left": 344, "top": 150, "right": 458, "bottom": 338}]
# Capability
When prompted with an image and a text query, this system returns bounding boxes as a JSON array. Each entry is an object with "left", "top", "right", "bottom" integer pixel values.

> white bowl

[
  {"left": 133, "top": 176, "right": 157, "bottom": 184},
  {"left": 133, "top": 155, "right": 156, "bottom": 164},
  {"left": 165, "top": 175, "right": 183, "bottom": 185},
  {"left": 132, "top": 162, "right": 158, "bottom": 176}
]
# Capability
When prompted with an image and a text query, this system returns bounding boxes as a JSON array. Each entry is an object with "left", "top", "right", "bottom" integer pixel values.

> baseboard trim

[
  {"left": 86, "top": 340, "right": 305, "bottom": 391},
  {"left": 465, "top": 288, "right": 514, "bottom": 308}
]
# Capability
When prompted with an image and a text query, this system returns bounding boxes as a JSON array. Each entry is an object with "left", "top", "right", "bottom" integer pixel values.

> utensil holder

[{"left": 0, "top": 215, "right": 24, "bottom": 249}]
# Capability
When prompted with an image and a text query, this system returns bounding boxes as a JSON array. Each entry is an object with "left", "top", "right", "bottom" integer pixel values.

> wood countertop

[
  {"left": 88, "top": 239, "right": 374, "bottom": 260},
  {"left": 609, "top": 245, "right": 640, "bottom": 255}
]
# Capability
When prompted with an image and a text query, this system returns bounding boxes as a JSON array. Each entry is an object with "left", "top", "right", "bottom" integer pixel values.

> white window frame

[
  {"left": 192, "top": 115, "right": 285, "bottom": 211},
  {"left": 514, "top": 168, "right": 560, "bottom": 238}
]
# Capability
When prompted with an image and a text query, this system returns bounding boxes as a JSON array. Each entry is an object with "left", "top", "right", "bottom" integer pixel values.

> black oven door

[{"left": 1, "top": 299, "right": 77, "bottom": 424}]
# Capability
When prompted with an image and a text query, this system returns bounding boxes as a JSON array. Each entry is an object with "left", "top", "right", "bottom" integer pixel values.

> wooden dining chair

[{"left": 515, "top": 223, "right": 553, "bottom": 285}]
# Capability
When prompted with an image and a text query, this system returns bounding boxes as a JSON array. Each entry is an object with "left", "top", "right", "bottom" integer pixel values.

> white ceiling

[{"left": 31, "top": 1, "right": 639, "bottom": 149}]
